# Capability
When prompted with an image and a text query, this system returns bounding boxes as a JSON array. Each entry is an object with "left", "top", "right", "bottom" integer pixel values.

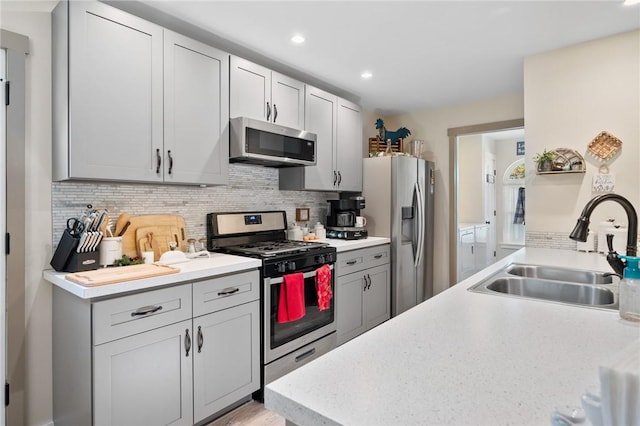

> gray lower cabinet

[
  {"left": 53, "top": 270, "right": 260, "bottom": 426},
  {"left": 336, "top": 245, "right": 391, "bottom": 345}
]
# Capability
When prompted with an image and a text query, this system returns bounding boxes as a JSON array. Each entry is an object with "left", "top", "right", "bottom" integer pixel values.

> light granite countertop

[
  {"left": 264, "top": 247, "right": 640, "bottom": 425},
  {"left": 43, "top": 236, "right": 390, "bottom": 299}
]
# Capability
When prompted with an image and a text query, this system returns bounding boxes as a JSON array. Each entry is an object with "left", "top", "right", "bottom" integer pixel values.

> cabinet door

[
  {"left": 336, "top": 98, "right": 363, "bottom": 192},
  {"left": 69, "top": 1, "right": 163, "bottom": 182},
  {"left": 336, "top": 271, "right": 366, "bottom": 346},
  {"left": 302, "top": 86, "right": 337, "bottom": 190},
  {"left": 271, "top": 72, "right": 304, "bottom": 129},
  {"left": 474, "top": 224, "right": 489, "bottom": 270},
  {"left": 365, "top": 264, "right": 391, "bottom": 330},
  {"left": 193, "top": 300, "right": 260, "bottom": 423},
  {"left": 230, "top": 56, "right": 271, "bottom": 121},
  {"left": 164, "top": 30, "right": 229, "bottom": 185},
  {"left": 94, "top": 320, "right": 193, "bottom": 426},
  {"left": 458, "top": 228, "right": 475, "bottom": 281}
]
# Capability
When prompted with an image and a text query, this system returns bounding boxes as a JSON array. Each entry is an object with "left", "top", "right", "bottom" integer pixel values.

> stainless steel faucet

[{"left": 569, "top": 193, "right": 638, "bottom": 275}]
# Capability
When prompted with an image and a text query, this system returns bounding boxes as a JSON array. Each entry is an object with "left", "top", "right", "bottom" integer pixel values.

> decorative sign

[
  {"left": 592, "top": 174, "right": 615, "bottom": 193},
  {"left": 516, "top": 141, "right": 525, "bottom": 156}
]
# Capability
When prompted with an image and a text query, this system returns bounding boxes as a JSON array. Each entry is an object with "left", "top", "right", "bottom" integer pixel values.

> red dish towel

[
  {"left": 277, "top": 272, "right": 306, "bottom": 323},
  {"left": 315, "top": 264, "right": 333, "bottom": 311}
]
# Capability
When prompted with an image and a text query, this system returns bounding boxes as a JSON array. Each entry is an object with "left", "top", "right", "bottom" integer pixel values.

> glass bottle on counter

[{"left": 618, "top": 255, "right": 640, "bottom": 322}]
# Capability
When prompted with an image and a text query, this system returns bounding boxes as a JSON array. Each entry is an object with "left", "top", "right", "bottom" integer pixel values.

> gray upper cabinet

[
  {"left": 53, "top": 1, "right": 229, "bottom": 186},
  {"left": 279, "top": 86, "right": 363, "bottom": 192},
  {"left": 336, "top": 98, "right": 363, "bottom": 192},
  {"left": 163, "top": 30, "right": 229, "bottom": 185},
  {"left": 230, "top": 56, "right": 304, "bottom": 129}
]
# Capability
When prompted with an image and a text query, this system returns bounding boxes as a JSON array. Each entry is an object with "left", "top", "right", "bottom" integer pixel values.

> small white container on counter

[
  {"left": 99, "top": 237, "right": 122, "bottom": 267},
  {"left": 314, "top": 222, "right": 326, "bottom": 240}
]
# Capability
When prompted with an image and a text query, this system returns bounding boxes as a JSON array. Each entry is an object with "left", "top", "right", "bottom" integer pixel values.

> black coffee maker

[{"left": 326, "top": 196, "right": 368, "bottom": 240}]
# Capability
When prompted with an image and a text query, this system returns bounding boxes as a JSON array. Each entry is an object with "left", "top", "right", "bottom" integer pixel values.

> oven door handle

[{"left": 268, "top": 264, "right": 334, "bottom": 285}]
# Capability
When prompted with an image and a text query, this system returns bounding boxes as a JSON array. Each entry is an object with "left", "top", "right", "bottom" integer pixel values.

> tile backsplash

[{"left": 52, "top": 164, "right": 338, "bottom": 246}]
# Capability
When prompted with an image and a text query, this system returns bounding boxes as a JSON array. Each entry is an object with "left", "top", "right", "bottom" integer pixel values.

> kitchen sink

[
  {"left": 469, "top": 263, "right": 618, "bottom": 310},
  {"left": 504, "top": 264, "right": 614, "bottom": 284}
]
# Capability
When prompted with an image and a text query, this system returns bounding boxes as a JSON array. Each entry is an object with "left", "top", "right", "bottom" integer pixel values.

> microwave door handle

[{"left": 268, "top": 264, "right": 334, "bottom": 285}]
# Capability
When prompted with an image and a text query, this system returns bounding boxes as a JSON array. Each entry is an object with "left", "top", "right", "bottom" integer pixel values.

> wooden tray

[
  {"left": 65, "top": 263, "right": 180, "bottom": 286},
  {"left": 587, "top": 131, "right": 622, "bottom": 161}
]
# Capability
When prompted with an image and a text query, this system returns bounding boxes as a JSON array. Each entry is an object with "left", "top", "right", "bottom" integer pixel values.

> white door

[
  {"left": 365, "top": 264, "right": 391, "bottom": 330},
  {"left": 193, "top": 301, "right": 260, "bottom": 423},
  {"left": 336, "top": 272, "right": 366, "bottom": 345},
  {"left": 271, "top": 72, "right": 304, "bottom": 129},
  {"left": 93, "top": 320, "right": 193, "bottom": 426},
  {"left": 0, "top": 48, "right": 6, "bottom": 426},
  {"left": 484, "top": 152, "right": 497, "bottom": 267},
  {"left": 336, "top": 99, "right": 363, "bottom": 192},
  {"left": 69, "top": 1, "right": 163, "bottom": 182},
  {"left": 229, "top": 56, "right": 271, "bottom": 121},
  {"left": 163, "top": 30, "right": 229, "bottom": 185},
  {"left": 303, "top": 86, "right": 337, "bottom": 191}
]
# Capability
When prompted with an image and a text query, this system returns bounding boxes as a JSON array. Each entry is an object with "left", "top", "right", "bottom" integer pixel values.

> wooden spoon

[{"left": 114, "top": 213, "right": 130, "bottom": 236}]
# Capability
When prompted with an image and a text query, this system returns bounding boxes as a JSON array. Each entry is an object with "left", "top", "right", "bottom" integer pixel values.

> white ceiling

[
  {"left": 136, "top": 0, "right": 640, "bottom": 115},
  {"left": 5, "top": 1, "right": 639, "bottom": 115}
]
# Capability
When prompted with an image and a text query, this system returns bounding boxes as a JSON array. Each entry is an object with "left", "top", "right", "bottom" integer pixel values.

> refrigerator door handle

[{"left": 414, "top": 182, "right": 425, "bottom": 267}]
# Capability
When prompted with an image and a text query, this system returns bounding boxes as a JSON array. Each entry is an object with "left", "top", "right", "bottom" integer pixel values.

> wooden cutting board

[
  {"left": 65, "top": 263, "right": 180, "bottom": 286},
  {"left": 120, "top": 215, "right": 187, "bottom": 258},
  {"left": 135, "top": 225, "right": 180, "bottom": 261}
]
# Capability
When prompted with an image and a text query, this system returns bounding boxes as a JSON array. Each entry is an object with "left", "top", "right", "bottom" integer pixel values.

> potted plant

[{"left": 533, "top": 149, "right": 556, "bottom": 172}]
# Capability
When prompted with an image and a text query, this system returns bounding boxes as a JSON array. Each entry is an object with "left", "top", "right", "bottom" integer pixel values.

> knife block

[
  {"left": 50, "top": 229, "right": 100, "bottom": 272},
  {"left": 64, "top": 251, "right": 100, "bottom": 273}
]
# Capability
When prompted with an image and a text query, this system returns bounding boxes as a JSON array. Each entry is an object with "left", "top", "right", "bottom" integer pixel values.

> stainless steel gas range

[{"left": 206, "top": 211, "right": 337, "bottom": 392}]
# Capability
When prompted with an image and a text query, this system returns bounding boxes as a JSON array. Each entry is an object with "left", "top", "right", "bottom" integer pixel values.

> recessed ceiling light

[
  {"left": 361, "top": 71, "right": 373, "bottom": 79},
  {"left": 624, "top": 0, "right": 640, "bottom": 5},
  {"left": 291, "top": 34, "right": 305, "bottom": 44}
]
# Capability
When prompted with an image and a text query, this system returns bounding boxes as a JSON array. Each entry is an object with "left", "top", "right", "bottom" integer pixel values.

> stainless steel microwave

[{"left": 229, "top": 117, "right": 317, "bottom": 167}]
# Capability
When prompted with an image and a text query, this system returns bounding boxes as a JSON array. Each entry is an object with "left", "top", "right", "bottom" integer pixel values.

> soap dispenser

[{"left": 618, "top": 255, "right": 640, "bottom": 322}]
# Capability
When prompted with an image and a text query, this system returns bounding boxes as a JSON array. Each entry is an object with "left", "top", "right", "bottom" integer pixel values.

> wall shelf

[{"left": 535, "top": 147, "right": 585, "bottom": 174}]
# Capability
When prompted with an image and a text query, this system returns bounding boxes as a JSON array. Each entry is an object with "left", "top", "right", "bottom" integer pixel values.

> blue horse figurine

[{"left": 375, "top": 118, "right": 411, "bottom": 145}]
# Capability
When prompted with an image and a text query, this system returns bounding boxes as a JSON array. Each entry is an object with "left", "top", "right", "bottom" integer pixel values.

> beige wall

[
  {"left": 386, "top": 94, "right": 525, "bottom": 294},
  {"left": 1, "top": 10, "right": 54, "bottom": 426},
  {"left": 524, "top": 30, "right": 640, "bottom": 234}
]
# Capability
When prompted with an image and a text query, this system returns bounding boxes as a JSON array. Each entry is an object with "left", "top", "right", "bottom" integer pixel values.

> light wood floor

[{"left": 208, "top": 400, "right": 285, "bottom": 426}]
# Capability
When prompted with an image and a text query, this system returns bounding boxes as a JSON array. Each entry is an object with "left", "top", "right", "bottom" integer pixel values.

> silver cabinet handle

[
  {"left": 197, "top": 325, "right": 203, "bottom": 353},
  {"left": 130, "top": 305, "right": 162, "bottom": 317},
  {"left": 185, "top": 328, "right": 191, "bottom": 357}
]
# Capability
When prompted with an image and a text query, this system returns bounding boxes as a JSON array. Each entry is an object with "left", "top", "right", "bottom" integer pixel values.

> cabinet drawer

[
  {"left": 337, "top": 244, "right": 390, "bottom": 276},
  {"left": 93, "top": 284, "right": 192, "bottom": 345},
  {"left": 193, "top": 270, "right": 260, "bottom": 317}
]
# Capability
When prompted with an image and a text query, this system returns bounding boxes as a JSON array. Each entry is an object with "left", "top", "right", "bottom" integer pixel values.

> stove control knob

[
  {"left": 287, "top": 261, "right": 296, "bottom": 271},
  {"left": 316, "top": 255, "right": 326, "bottom": 264},
  {"left": 277, "top": 262, "right": 287, "bottom": 273}
]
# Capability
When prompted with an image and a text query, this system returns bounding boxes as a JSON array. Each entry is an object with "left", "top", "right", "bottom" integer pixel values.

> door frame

[{"left": 447, "top": 118, "right": 524, "bottom": 286}]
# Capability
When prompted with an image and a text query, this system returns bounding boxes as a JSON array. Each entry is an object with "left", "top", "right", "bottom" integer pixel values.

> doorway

[{"left": 448, "top": 119, "right": 525, "bottom": 285}]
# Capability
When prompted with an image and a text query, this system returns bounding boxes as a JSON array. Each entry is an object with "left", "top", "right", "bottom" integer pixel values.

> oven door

[{"left": 264, "top": 264, "right": 336, "bottom": 364}]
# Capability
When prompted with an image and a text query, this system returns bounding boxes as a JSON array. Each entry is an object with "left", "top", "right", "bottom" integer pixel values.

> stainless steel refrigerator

[{"left": 362, "top": 156, "right": 435, "bottom": 316}]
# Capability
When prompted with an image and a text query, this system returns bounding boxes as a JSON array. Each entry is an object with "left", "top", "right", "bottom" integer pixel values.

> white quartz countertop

[
  {"left": 264, "top": 248, "right": 640, "bottom": 425},
  {"left": 43, "top": 237, "right": 389, "bottom": 299},
  {"left": 43, "top": 252, "right": 261, "bottom": 299},
  {"left": 324, "top": 236, "right": 389, "bottom": 252}
]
